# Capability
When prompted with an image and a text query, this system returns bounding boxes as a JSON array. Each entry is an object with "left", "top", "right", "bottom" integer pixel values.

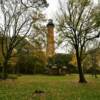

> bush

[
  {"left": 15, "top": 54, "right": 46, "bottom": 74},
  {"left": 87, "top": 66, "right": 100, "bottom": 74}
]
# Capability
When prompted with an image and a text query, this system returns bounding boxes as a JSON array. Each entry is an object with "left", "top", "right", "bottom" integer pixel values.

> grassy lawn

[{"left": 0, "top": 74, "right": 100, "bottom": 100}]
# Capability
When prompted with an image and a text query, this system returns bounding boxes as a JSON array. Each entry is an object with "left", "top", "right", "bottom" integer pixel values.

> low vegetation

[{"left": 0, "top": 75, "right": 100, "bottom": 100}]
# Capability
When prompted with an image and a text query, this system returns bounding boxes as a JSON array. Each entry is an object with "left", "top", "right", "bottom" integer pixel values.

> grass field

[{"left": 0, "top": 74, "right": 100, "bottom": 100}]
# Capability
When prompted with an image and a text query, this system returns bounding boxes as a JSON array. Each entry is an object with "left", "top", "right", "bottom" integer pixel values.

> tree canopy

[{"left": 56, "top": 0, "right": 100, "bottom": 83}]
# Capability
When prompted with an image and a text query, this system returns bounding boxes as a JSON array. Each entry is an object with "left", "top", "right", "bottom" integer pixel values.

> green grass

[{"left": 0, "top": 74, "right": 100, "bottom": 100}]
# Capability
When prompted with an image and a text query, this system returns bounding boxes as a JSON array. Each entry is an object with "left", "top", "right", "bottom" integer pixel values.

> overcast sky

[
  {"left": 45, "top": 0, "right": 98, "bottom": 19},
  {"left": 45, "top": 0, "right": 59, "bottom": 19},
  {"left": 45, "top": 0, "right": 99, "bottom": 53}
]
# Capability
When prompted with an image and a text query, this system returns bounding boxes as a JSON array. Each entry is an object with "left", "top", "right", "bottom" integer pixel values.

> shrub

[{"left": 15, "top": 54, "right": 46, "bottom": 74}]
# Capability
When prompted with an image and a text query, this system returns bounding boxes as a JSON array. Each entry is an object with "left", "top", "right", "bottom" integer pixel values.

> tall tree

[
  {"left": 56, "top": 0, "right": 100, "bottom": 83},
  {"left": 28, "top": 9, "right": 47, "bottom": 51},
  {"left": 0, "top": 0, "right": 47, "bottom": 79}
]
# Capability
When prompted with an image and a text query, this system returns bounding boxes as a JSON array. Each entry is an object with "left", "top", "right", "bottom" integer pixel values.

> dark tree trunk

[
  {"left": 2, "top": 59, "right": 8, "bottom": 79},
  {"left": 92, "top": 67, "right": 98, "bottom": 78},
  {"left": 58, "top": 68, "right": 62, "bottom": 75},
  {"left": 75, "top": 48, "right": 87, "bottom": 83},
  {"left": 77, "top": 58, "right": 87, "bottom": 83}
]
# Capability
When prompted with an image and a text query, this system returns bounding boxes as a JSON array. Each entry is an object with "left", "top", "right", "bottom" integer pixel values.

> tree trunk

[
  {"left": 58, "top": 68, "right": 62, "bottom": 75},
  {"left": 75, "top": 48, "right": 87, "bottom": 83},
  {"left": 77, "top": 58, "right": 87, "bottom": 83},
  {"left": 2, "top": 59, "right": 9, "bottom": 79}
]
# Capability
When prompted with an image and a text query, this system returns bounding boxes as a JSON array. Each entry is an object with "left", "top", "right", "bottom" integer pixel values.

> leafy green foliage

[
  {"left": 48, "top": 53, "right": 72, "bottom": 67},
  {"left": 54, "top": 53, "right": 72, "bottom": 66},
  {"left": 16, "top": 54, "right": 46, "bottom": 74}
]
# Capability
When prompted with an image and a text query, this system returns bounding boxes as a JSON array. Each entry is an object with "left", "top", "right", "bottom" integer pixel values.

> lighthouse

[{"left": 46, "top": 19, "right": 55, "bottom": 58}]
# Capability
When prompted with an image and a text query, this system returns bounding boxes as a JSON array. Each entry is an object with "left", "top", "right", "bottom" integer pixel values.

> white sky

[
  {"left": 45, "top": 0, "right": 99, "bottom": 53},
  {"left": 45, "top": 0, "right": 59, "bottom": 19},
  {"left": 45, "top": 0, "right": 98, "bottom": 19}
]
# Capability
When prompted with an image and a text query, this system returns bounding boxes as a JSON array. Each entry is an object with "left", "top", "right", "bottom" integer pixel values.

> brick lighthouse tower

[{"left": 46, "top": 19, "right": 55, "bottom": 58}]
